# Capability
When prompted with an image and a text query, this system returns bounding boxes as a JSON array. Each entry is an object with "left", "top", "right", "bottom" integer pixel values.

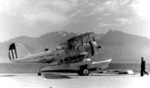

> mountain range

[{"left": 0, "top": 30, "right": 150, "bottom": 63}]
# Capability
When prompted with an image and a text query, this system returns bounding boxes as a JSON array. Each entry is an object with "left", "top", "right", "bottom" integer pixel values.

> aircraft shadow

[
  {"left": 0, "top": 74, "right": 18, "bottom": 77},
  {"left": 43, "top": 73, "right": 121, "bottom": 79},
  {"left": 43, "top": 74, "right": 72, "bottom": 79}
]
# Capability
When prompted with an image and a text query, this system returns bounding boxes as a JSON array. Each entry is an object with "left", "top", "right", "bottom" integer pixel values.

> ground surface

[{"left": 0, "top": 73, "right": 149, "bottom": 88}]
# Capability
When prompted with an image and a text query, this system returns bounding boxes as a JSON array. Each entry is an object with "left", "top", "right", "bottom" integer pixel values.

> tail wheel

[
  {"left": 78, "top": 68, "right": 90, "bottom": 76},
  {"left": 38, "top": 72, "right": 41, "bottom": 76}
]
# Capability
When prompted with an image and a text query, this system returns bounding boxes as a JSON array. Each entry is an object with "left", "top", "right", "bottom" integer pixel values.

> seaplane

[{"left": 8, "top": 32, "right": 112, "bottom": 76}]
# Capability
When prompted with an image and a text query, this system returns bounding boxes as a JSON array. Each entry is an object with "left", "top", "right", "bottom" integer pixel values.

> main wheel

[
  {"left": 78, "top": 68, "right": 90, "bottom": 76},
  {"left": 82, "top": 68, "right": 90, "bottom": 76}
]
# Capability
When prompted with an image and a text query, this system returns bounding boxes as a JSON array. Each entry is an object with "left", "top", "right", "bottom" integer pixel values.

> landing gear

[
  {"left": 82, "top": 68, "right": 90, "bottom": 75},
  {"left": 79, "top": 65, "right": 90, "bottom": 76},
  {"left": 38, "top": 72, "right": 41, "bottom": 76},
  {"left": 78, "top": 68, "right": 90, "bottom": 76}
]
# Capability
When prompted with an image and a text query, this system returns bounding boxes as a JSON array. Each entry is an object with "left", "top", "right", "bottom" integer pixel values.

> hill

[
  {"left": 98, "top": 30, "right": 150, "bottom": 63},
  {"left": 0, "top": 30, "right": 150, "bottom": 63}
]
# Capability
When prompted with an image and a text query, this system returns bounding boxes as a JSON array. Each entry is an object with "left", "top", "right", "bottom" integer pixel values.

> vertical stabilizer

[{"left": 9, "top": 43, "right": 31, "bottom": 61}]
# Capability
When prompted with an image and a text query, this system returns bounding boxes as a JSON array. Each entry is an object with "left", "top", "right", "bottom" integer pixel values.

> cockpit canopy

[{"left": 56, "top": 42, "right": 68, "bottom": 50}]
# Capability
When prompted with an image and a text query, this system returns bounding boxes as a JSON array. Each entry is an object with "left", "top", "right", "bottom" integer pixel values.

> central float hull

[{"left": 40, "top": 59, "right": 112, "bottom": 74}]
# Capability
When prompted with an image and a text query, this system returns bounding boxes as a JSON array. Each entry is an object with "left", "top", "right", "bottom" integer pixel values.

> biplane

[{"left": 8, "top": 32, "right": 112, "bottom": 76}]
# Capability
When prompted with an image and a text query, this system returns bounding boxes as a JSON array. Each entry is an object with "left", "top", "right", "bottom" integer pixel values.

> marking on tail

[
  {"left": 9, "top": 43, "right": 18, "bottom": 60},
  {"left": 8, "top": 43, "right": 31, "bottom": 61}
]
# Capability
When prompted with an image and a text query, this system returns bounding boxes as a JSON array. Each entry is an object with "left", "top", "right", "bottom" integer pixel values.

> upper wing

[{"left": 68, "top": 32, "right": 93, "bottom": 42}]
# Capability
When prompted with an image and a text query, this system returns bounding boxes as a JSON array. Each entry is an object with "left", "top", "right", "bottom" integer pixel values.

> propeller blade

[
  {"left": 93, "top": 37, "right": 96, "bottom": 41},
  {"left": 97, "top": 46, "right": 101, "bottom": 54}
]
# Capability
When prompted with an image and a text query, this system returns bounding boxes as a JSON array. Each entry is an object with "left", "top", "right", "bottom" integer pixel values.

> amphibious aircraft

[{"left": 8, "top": 32, "right": 112, "bottom": 76}]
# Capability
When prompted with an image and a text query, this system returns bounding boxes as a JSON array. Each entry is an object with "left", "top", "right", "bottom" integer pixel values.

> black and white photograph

[{"left": 0, "top": 0, "right": 150, "bottom": 88}]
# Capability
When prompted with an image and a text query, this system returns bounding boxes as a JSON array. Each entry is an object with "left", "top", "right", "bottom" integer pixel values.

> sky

[{"left": 0, "top": 0, "right": 150, "bottom": 42}]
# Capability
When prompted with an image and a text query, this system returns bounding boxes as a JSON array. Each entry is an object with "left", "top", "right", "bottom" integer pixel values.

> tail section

[{"left": 9, "top": 43, "right": 31, "bottom": 61}]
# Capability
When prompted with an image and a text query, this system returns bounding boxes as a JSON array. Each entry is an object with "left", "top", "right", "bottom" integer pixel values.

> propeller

[
  {"left": 93, "top": 37, "right": 96, "bottom": 41},
  {"left": 93, "top": 37, "right": 101, "bottom": 54}
]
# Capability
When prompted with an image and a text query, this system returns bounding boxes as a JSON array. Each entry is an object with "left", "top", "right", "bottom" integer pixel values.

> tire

[
  {"left": 78, "top": 68, "right": 90, "bottom": 76},
  {"left": 38, "top": 72, "right": 41, "bottom": 76}
]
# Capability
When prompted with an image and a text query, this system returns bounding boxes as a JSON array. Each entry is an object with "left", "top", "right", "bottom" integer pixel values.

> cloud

[
  {"left": 51, "top": 0, "right": 77, "bottom": 12},
  {"left": 0, "top": 0, "right": 78, "bottom": 42},
  {"left": 0, "top": 0, "right": 150, "bottom": 42},
  {"left": 104, "top": 0, "right": 119, "bottom": 11},
  {"left": 0, "top": 0, "right": 69, "bottom": 23},
  {"left": 103, "top": 0, "right": 134, "bottom": 12},
  {"left": 116, "top": 18, "right": 133, "bottom": 24},
  {"left": 90, "top": 7, "right": 105, "bottom": 15}
]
